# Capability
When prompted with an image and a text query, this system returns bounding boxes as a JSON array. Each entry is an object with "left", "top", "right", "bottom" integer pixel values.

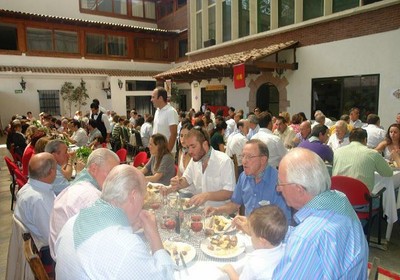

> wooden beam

[{"left": 253, "top": 61, "right": 298, "bottom": 70}]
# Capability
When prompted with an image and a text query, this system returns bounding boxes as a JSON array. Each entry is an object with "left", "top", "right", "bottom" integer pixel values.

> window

[
  {"left": 303, "top": 0, "right": 324, "bottom": 21},
  {"left": 126, "top": 80, "right": 156, "bottom": 91},
  {"left": 80, "top": 0, "right": 127, "bottom": 15},
  {"left": 0, "top": 23, "right": 18, "bottom": 51},
  {"left": 38, "top": 90, "right": 61, "bottom": 116},
  {"left": 332, "top": 0, "right": 358, "bottom": 13},
  {"left": 178, "top": 39, "right": 188, "bottom": 58},
  {"left": 157, "top": 0, "right": 174, "bottom": 19},
  {"left": 239, "top": 0, "right": 250, "bottom": 38},
  {"left": 258, "top": 0, "right": 271, "bottom": 32},
  {"left": 312, "top": 75, "right": 379, "bottom": 122},
  {"left": 208, "top": 3, "right": 216, "bottom": 40},
  {"left": 278, "top": 0, "right": 294, "bottom": 27},
  {"left": 134, "top": 37, "right": 170, "bottom": 60},
  {"left": 86, "top": 33, "right": 127, "bottom": 56},
  {"left": 27, "top": 28, "right": 78, "bottom": 53},
  {"left": 222, "top": 0, "right": 231, "bottom": 42}
]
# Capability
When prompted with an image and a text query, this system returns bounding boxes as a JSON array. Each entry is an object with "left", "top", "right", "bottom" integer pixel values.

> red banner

[{"left": 233, "top": 63, "right": 246, "bottom": 89}]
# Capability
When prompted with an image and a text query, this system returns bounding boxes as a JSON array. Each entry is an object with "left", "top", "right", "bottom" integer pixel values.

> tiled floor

[{"left": 0, "top": 143, "right": 399, "bottom": 279}]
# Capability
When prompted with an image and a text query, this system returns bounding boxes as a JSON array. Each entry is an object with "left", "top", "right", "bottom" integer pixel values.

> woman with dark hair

[
  {"left": 6, "top": 120, "right": 27, "bottom": 158},
  {"left": 375, "top": 123, "right": 400, "bottom": 166},
  {"left": 141, "top": 133, "right": 175, "bottom": 185}
]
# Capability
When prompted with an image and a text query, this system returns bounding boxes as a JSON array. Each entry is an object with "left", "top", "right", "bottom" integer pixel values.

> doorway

[{"left": 256, "top": 83, "right": 279, "bottom": 116}]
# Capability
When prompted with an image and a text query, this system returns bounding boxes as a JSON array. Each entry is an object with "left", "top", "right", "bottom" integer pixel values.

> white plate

[
  {"left": 147, "top": 183, "right": 165, "bottom": 193},
  {"left": 204, "top": 216, "right": 234, "bottom": 234},
  {"left": 169, "top": 198, "right": 197, "bottom": 211},
  {"left": 200, "top": 235, "right": 245, "bottom": 259},
  {"left": 163, "top": 241, "right": 196, "bottom": 266}
]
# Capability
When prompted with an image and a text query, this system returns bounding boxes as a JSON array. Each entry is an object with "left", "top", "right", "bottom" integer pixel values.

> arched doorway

[{"left": 256, "top": 83, "right": 279, "bottom": 116}]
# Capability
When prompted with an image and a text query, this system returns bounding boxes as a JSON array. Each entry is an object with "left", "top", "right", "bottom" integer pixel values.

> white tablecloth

[{"left": 373, "top": 170, "right": 400, "bottom": 240}]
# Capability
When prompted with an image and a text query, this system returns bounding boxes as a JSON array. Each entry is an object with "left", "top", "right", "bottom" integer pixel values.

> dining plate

[
  {"left": 147, "top": 183, "right": 164, "bottom": 193},
  {"left": 163, "top": 241, "right": 196, "bottom": 266},
  {"left": 169, "top": 198, "right": 197, "bottom": 211},
  {"left": 204, "top": 216, "right": 235, "bottom": 234},
  {"left": 200, "top": 235, "right": 245, "bottom": 259}
]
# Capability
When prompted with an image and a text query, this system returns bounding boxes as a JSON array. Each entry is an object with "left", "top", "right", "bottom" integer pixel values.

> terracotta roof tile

[
  {"left": 0, "top": 66, "right": 160, "bottom": 77},
  {"left": 154, "top": 41, "right": 298, "bottom": 79}
]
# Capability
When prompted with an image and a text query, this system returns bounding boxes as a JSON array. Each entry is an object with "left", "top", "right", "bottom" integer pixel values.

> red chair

[
  {"left": 9, "top": 143, "right": 22, "bottom": 166},
  {"left": 133, "top": 151, "right": 148, "bottom": 167},
  {"left": 116, "top": 148, "right": 128, "bottom": 164},
  {"left": 4, "top": 156, "right": 18, "bottom": 210},
  {"left": 331, "top": 176, "right": 385, "bottom": 245},
  {"left": 14, "top": 167, "right": 28, "bottom": 191}
]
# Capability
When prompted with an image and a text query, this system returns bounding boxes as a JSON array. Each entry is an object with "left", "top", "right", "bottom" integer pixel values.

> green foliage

[
  {"left": 60, "top": 81, "right": 89, "bottom": 117},
  {"left": 169, "top": 82, "right": 181, "bottom": 104},
  {"left": 76, "top": 146, "right": 92, "bottom": 161}
]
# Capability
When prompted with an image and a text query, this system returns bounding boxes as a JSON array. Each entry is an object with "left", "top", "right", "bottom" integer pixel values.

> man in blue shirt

[
  {"left": 205, "top": 139, "right": 292, "bottom": 223},
  {"left": 273, "top": 148, "right": 368, "bottom": 279}
]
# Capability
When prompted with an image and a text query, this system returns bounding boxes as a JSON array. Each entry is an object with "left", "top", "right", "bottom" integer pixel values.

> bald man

[{"left": 14, "top": 152, "right": 57, "bottom": 268}]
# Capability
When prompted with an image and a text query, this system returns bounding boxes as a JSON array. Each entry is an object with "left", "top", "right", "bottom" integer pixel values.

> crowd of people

[{"left": 6, "top": 86, "right": 400, "bottom": 279}]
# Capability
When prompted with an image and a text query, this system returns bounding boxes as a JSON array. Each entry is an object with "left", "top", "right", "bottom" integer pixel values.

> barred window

[{"left": 38, "top": 90, "right": 61, "bottom": 116}]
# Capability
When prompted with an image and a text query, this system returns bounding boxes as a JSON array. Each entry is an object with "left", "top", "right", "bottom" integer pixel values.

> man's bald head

[{"left": 29, "top": 152, "right": 57, "bottom": 182}]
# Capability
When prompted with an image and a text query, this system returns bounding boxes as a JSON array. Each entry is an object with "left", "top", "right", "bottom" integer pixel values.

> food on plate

[
  {"left": 208, "top": 235, "right": 238, "bottom": 251},
  {"left": 205, "top": 215, "right": 232, "bottom": 232},
  {"left": 147, "top": 183, "right": 161, "bottom": 192},
  {"left": 169, "top": 198, "right": 194, "bottom": 210},
  {"left": 163, "top": 241, "right": 195, "bottom": 264}
]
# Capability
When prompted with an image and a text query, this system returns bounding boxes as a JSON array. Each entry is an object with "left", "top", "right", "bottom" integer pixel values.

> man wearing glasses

[
  {"left": 168, "top": 126, "right": 235, "bottom": 207},
  {"left": 205, "top": 139, "right": 291, "bottom": 223}
]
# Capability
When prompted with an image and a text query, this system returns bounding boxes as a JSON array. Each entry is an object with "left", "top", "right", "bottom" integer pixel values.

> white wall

[{"left": 0, "top": 0, "right": 158, "bottom": 28}]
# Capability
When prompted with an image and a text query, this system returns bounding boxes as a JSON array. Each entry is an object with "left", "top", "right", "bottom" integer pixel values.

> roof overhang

[{"left": 154, "top": 41, "right": 299, "bottom": 83}]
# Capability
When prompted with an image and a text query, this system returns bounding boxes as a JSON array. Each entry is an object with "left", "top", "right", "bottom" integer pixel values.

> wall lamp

[
  {"left": 20, "top": 77, "right": 26, "bottom": 90},
  {"left": 80, "top": 78, "right": 86, "bottom": 88},
  {"left": 118, "top": 79, "right": 123, "bottom": 90}
]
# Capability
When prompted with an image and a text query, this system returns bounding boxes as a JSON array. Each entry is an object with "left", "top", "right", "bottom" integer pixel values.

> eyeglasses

[{"left": 242, "top": 155, "right": 264, "bottom": 161}]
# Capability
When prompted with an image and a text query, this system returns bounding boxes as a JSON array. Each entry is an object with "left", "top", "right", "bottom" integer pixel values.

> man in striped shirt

[{"left": 273, "top": 148, "right": 368, "bottom": 279}]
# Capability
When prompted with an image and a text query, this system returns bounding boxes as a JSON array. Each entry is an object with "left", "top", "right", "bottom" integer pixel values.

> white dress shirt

[
  {"left": 364, "top": 124, "right": 386, "bottom": 149},
  {"left": 251, "top": 128, "right": 287, "bottom": 168}
]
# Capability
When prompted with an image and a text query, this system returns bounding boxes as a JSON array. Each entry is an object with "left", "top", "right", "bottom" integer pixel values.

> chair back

[
  {"left": 14, "top": 167, "right": 28, "bottom": 190},
  {"left": 230, "top": 154, "right": 239, "bottom": 182},
  {"left": 4, "top": 156, "right": 18, "bottom": 210},
  {"left": 133, "top": 151, "right": 148, "bottom": 167},
  {"left": 331, "top": 176, "right": 370, "bottom": 205},
  {"left": 9, "top": 143, "right": 22, "bottom": 164},
  {"left": 23, "top": 234, "right": 50, "bottom": 280},
  {"left": 116, "top": 148, "right": 128, "bottom": 164}
]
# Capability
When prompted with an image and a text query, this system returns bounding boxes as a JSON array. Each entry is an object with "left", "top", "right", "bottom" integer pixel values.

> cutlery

[{"left": 180, "top": 252, "right": 189, "bottom": 276}]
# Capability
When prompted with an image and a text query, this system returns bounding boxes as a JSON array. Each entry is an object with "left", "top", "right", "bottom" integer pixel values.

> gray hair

[
  {"left": 86, "top": 148, "right": 120, "bottom": 168},
  {"left": 335, "top": 120, "right": 348, "bottom": 132},
  {"left": 283, "top": 148, "right": 331, "bottom": 196},
  {"left": 29, "top": 154, "right": 56, "bottom": 180},
  {"left": 44, "top": 139, "right": 66, "bottom": 154},
  {"left": 247, "top": 114, "right": 259, "bottom": 124},
  {"left": 101, "top": 165, "right": 146, "bottom": 205}
]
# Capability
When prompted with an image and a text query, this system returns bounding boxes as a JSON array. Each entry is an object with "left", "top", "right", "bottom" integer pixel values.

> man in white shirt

[
  {"left": 151, "top": 87, "right": 178, "bottom": 154},
  {"left": 328, "top": 120, "right": 350, "bottom": 151},
  {"left": 64, "top": 119, "right": 88, "bottom": 147},
  {"left": 247, "top": 114, "right": 260, "bottom": 140},
  {"left": 167, "top": 127, "right": 235, "bottom": 207},
  {"left": 251, "top": 112, "right": 287, "bottom": 168},
  {"left": 364, "top": 114, "right": 385, "bottom": 149},
  {"left": 226, "top": 119, "right": 249, "bottom": 175},
  {"left": 49, "top": 148, "right": 120, "bottom": 260},
  {"left": 14, "top": 153, "right": 57, "bottom": 265},
  {"left": 350, "top": 107, "right": 364, "bottom": 128}
]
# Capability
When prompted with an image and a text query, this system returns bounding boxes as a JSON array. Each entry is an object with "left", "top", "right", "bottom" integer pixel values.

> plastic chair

[
  {"left": 4, "top": 156, "right": 18, "bottom": 210},
  {"left": 133, "top": 151, "right": 148, "bottom": 167},
  {"left": 116, "top": 148, "right": 128, "bottom": 164},
  {"left": 14, "top": 167, "right": 28, "bottom": 190},
  {"left": 331, "top": 176, "right": 385, "bottom": 246}
]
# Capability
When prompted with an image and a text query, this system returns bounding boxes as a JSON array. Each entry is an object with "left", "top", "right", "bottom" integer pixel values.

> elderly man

[
  {"left": 251, "top": 112, "right": 287, "bottom": 168},
  {"left": 246, "top": 113, "right": 260, "bottom": 140},
  {"left": 298, "top": 124, "right": 333, "bottom": 163},
  {"left": 167, "top": 127, "right": 235, "bottom": 207},
  {"left": 55, "top": 165, "right": 174, "bottom": 279},
  {"left": 49, "top": 148, "right": 120, "bottom": 260},
  {"left": 333, "top": 128, "right": 392, "bottom": 192},
  {"left": 151, "top": 87, "right": 178, "bottom": 154},
  {"left": 314, "top": 110, "right": 334, "bottom": 127},
  {"left": 364, "top": 113, "right": 386, "bottom": 149},
  {"left": 205, "top": 139, "right": 291, "bottom": 222},
  {"left": 45, "top": 139, "right": 71, "bottom": 195},
  {"left": 273, "top": 116, "right": 296, "bottom": 149},
  {"left": 327, "top": 120, "right": 350, "bottom": 151},
  {"left": 226, "top": 119, "right": 249, "bottom": 175},
  {"left": 271, "top": 148, "right": 368, "bottom": 279},
  {"left": 14, "top": 153, "right": 57, "bottom": 264},
  {"left": 292, "top": 120, "right": 311, "bottom": 147}
]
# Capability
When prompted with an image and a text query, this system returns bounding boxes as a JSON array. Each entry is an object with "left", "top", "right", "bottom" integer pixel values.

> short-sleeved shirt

[
  {"left": 210, "top": 132, "right": 224, "bottom": 151},
  {"left": 144, "top": 154, "right": 176, "bottom": 186},
  {"left": 153, "top": 104, "right": 178, "bottom": 153},
  {"left": 231, "top": 166, "right": 291, "bottom": 223}
]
